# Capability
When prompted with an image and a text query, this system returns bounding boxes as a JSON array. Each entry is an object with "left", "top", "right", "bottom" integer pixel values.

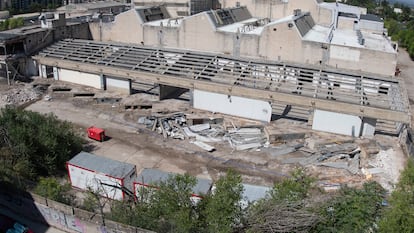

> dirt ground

[{"left": 1, "top": 51, "right": 413, "bottom": 191}]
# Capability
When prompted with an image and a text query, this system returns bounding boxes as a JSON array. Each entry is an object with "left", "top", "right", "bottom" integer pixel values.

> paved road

[{"left": 0, "top": 205, "right": 67, "bottom": 233}]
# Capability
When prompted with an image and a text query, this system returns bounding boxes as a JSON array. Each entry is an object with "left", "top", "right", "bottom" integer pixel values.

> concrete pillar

[
  {"left": 53, "top": 67, "right": 59, "bottom": 80},
  {"left": 100, "top": 74, "right": 106, "bottom": 90},
  {"left": 159, "top": 84, "right": 188, "bottom": 100},
  {"left": 361, "top": 117, "right": 377, "bottom": 138},
  {"left": 39, "top": 64, "right": 47, "bottom": 78}
]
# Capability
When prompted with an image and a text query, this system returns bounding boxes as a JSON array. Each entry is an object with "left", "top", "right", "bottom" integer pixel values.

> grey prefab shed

[{"left": 67, "top": 151, "right": 136, "bottom": 200}]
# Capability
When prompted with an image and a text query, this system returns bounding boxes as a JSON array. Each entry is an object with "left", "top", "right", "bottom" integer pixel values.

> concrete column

[
  {"left": 100, "top": 74, "right": 106, "bottom": 90},
  {"left": 39, "top": 64, "right": 47, "bottom": 78},
  {"left": 53, "top": 67, "right": 59, "bottom": 80},
  {"left": 361, "top": 117, "right": 377, "bottom": 138},
  {"left": 159, "top": 84, "right": 188, "bottom": 100}
]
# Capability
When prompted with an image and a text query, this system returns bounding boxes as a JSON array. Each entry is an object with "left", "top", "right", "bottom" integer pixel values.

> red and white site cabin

[
  {"left": 67, "top": 151, "right": 136, "bottom": 200},
  {"left": 133, "top": 168, "right": 212, "bottom": 203}
]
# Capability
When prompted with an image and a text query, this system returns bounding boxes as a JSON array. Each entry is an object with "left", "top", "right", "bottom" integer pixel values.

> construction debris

[
  {"left": 138, "top": 114, "right": 267, "bottom": 151},
  {"left": 0, "top": 84, "right": 45, "bottom": 107},
  {"left": 191, "top": 141, "right": 215, "bottom": 152}
]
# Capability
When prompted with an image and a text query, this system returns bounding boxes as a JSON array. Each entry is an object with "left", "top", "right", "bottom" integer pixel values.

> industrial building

[
  {"left": 34, "top": 38, "right": 409, "bottom": 136},
  {"left": 89, "top": 5, "right": 397, "bottom": 77},
  {"left": 0, "top": 12, "right": 91, "bottom": 83}
]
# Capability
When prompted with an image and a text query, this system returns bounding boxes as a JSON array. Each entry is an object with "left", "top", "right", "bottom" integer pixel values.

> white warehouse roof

[{"left": 68, "top": 151, "right": 136, "bottom": 179}]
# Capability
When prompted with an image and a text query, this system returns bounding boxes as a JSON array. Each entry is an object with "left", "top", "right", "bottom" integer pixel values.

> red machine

[{"left": 87, "top": 126, "right": 105, "bottom": 142}]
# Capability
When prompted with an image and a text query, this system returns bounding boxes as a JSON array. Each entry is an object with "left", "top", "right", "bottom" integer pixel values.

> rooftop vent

[{"left": 293, "top": 9, "right": 301, "bottom": 16}]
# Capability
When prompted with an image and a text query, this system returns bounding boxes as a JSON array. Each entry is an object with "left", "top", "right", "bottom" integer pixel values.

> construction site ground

[{"left": 1, "top": 49, "right": 413, "bottom": 192}]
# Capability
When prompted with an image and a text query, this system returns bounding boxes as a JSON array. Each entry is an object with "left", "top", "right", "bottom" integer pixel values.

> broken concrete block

[
  {"left": 192, "top": 141, "right": 215, "bottom": 152},
  {"left": 235, "top": 142, "right": 262, "bottom": 151},
  {"left": 317, "top": 162, "right": 349, "bottom": 170},
  {"left": 189, "top": 123, "right": 210, "bottom": 132}
]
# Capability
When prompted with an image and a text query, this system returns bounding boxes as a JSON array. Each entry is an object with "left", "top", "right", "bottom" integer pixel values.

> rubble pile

[
  {"left": 280, "top": 142, "right": 362, "bottom": 175},
  {"left": 138, "top": 114, "right": 267, "bottom": 151},
  {"left": 0, "top": 84, "right": 46, "bottom": 106}
]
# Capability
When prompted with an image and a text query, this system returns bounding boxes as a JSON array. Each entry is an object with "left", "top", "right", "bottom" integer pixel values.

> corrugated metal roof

[
  {"left": 207, "top": 6, "right": 252, "bottom": 27},
  {"left": 294, "top": 13, "right": 315, "bottom": 37},
  {"left": 136, "top": 168, "right": 212, "bottom": 195},
  {"left": 360, "top": 14, "right": 383, "bottom": 22},
  {"left": 242, "top": 183, "right": 271, "bottom": 202},
  {"left": 68, "top": 151, "right": 136, "bottom": 178}
]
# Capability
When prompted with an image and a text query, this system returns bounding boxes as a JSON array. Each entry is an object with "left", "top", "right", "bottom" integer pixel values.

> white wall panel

[
  {"left": 58, "top": 68, "right": 101, "bottom": 89},
  {"left": 330, "top": 45, "right": 360, "bottom": 62},
  {"left": 106, "top": 77, "right": 131, "bottom": 93},
  {"left": 68, "top": 164, "right": 124, "bottom": 200},
  {"left": 312, "top": 109, "right": 362, "bottom": 136},
  {"left": 193, "top": 90, "right": 272, "bottom": 122}
]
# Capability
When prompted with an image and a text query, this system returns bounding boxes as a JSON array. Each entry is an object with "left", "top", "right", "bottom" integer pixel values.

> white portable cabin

[
  {"left": 66, "top": 151, "right": 136, "bottom": 200},
  {"left": 133, "top": 168, "right": 212, "bottom": 203}
]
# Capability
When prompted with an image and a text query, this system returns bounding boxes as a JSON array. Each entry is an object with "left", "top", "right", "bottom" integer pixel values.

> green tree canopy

[
  {"left": 313, "top": 181, "right": 385, "bottom": 233},
  {"left": 0, "top": 107, "right": 84, "bottom": 180},
  {"left": 379, "top": 159, "right": 414, "bottom": 232}
]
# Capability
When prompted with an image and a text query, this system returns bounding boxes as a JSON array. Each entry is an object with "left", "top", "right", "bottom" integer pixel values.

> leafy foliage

[
  {"left": 313, "top": 181, "right": 385, "bottom": 233},
  {"left": 0, "top": 107, "right": 84, "bottom": 180},
  {"left": 379, "top": 159, "right": 414, "bottom": 233},
  {"left": 34, "top": 177, "right": 72, "bottom": 204},
  {"left": 107, "top": 170, "right": 244, "bottom": 233},
  {"left": 200, "top": 169, "right": 244, "bottom": 233},
  {"left": 270, "top": 168, "right": 314, "bottom": 203},
  {"left": 245, "top": 169, "right": 319, "bottom": 233},
  {"left": 0, "top": 17, "right": 24, "bottom": 31},
  {"left": 150, "top": 173, "right": 198, "bottom": 232}
]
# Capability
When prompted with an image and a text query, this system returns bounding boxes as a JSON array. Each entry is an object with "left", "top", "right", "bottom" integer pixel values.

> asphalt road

[{"left": 0, "top": 205, "right": 67, "bottom": 233}]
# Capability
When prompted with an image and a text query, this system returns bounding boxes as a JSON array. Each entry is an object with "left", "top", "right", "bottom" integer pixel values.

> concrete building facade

[{"left": 89, "top": 6, "right": 397, "bottom": 76}]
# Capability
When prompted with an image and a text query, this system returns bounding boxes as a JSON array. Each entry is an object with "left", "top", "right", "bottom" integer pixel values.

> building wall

[
  {"left": 23, "top": 22, "right": 91, "bottom": 54},
  {"left": 220, "top": 0, "right": 332, "bottom": 26},
  {"left": 90, "top": 9, "right": 395, "bottom": 77},
  {"left": 193, "top": 89, "right": 272, "bottom": 122},
  {"left": 58, "top": 68, "right": 102, "bottom": 89},
  {"left": 89, "top": 9, "right": 144, "bottom": 43},
  {"left": 327, "top": 45, "right": 396, "bottom": 76},
  {"left": 145, "top": 25, "right": 180, "bottom": 48},
  {"left": 179, "top": 13, "right": 221, "bottom": 52},
  {"left": 359, "top": 20, "right": 384, "bottom": 33},
  {"left": 259, "top": 22, "right": 298, "bottom": 62},
  {"left": 337, "top": 16, "right": 357, "bottom": 30}
]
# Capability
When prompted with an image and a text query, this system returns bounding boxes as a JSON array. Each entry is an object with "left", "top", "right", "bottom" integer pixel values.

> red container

[{"left": 87, "top": 126, "right": 105, "bottom": 142}]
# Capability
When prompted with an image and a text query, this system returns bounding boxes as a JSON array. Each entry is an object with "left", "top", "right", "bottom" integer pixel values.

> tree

[
  {"left": 313, "top": 181, "right": 385, "bottom": 233},
  {"left": 379, "top": 159, "right": 414, "bottom": 232},
  {"left": 269, "top": 168, "right": 314, "bottom": 203},
  {"left": 149, "top": 173, "right": 198, "bottom": 233},
  {"left": 200, "top": 169, "right": 243, "bottom": 233},
  {"left": 245, "top": 169, "right": 319, "bottom": 233},
  {"left": 0, "top": 107, "right": 84, "bottom": 180}
]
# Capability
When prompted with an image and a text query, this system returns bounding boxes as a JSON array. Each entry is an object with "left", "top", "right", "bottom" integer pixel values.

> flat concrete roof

[{"left": 330, "top": 29, "right": 395, "bottom": 53}]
